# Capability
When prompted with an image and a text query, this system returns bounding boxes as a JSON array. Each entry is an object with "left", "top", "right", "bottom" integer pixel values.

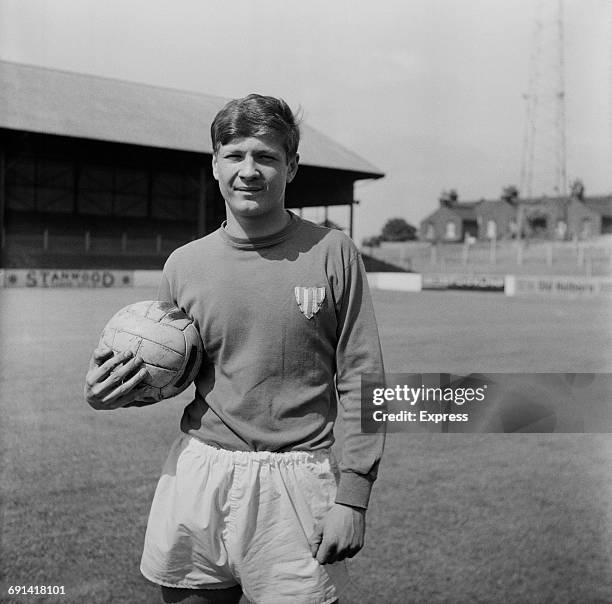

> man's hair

[{"left": 211, "top": 94, "right": 301, "bottom": 161}]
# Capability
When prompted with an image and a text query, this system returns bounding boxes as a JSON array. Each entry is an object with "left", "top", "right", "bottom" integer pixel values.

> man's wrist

[
  {"left": 335, "top": 471, "right": 374, "bottom": 509},
  {"left": 335, "top": 502, "right": 366, "bottom": 514}
]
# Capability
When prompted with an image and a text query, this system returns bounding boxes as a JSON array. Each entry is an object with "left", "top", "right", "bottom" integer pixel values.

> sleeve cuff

[{"left": 335, "top": 471, "right": 374, "bottom": 509}]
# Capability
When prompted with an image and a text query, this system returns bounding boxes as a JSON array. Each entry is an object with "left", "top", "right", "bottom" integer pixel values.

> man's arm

[
  {"left": 157, "top": 271, "right": 173, "bottom": 304},
  {"left": 309, "top": 246, "right": 386, "bottom": 564},
  {"left": 334, "top": 251, "right": 386, "bottom": 509}
]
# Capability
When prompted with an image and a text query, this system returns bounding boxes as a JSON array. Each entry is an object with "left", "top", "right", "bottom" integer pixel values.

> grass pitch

[{"left": 1, "top": 288, "right": 611, "bottom": 603}]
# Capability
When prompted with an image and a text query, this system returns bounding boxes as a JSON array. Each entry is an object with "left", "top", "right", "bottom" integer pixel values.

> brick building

[{"left": 420, "top": 193, "right": 612, "bottom": 242}]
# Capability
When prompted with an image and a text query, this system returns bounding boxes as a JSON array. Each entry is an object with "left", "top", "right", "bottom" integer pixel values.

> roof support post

[
  {"left": 146, "top": 165, "right": 153, "bottom": 219},
  {"left": 349, "top": 199, "right": 359, "bottom": 240},
  {"left": 0, "top": 148, "right": 5, "bottom": 253},
  {"left": 73, "top": 157, "right": 80, "bottom": 214},
  {"left": 198, "top": 165, "right": 208, "bottom": 238}
]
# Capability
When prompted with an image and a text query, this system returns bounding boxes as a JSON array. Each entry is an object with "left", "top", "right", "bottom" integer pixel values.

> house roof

[
  {"left": 583, "top": 195, "right": 612, "bottom": 216},
  {"left": 421, "top": 203, "right": 477, "bottom": 224},
  {"left": 421, "top": 195, "right": 612, "bottom": 226},
  {"left": 477, "top": 199, "right": 506, "bottom": 210},
  {"left": 0, "top": 60, "right": 383, "bottom": 179},
  {"left": 448, "top": 204, "right": 478, "bottom": 220}
]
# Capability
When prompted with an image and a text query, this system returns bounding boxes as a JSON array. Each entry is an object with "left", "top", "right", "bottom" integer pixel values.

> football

[{"left": 99, "top": 300, "right": 203, "bottom": 402}]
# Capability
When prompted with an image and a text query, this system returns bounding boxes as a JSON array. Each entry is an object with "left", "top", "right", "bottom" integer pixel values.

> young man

[{"left": 85, "top": 94, "right": 385, "bottom": 604}]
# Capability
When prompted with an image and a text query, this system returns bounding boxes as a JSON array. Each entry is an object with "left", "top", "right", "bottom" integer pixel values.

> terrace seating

[{"left": 2, "top": 230, "right": 194, "bottom": 269}]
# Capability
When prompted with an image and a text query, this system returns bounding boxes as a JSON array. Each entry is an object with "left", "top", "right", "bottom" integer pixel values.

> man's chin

[
  {"left": 226, "top": 196, "right": 286, "bottom": 219},
  {"left": 234, "top": 203, "right": 265, "bottom": 216},
  {"left": 229, "top": 198, "right": 278, "bottom": 216}
]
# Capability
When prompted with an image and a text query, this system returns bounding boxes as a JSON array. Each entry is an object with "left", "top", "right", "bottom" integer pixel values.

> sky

[{"left": 0, "top": 0, "right": 610, "bottom": 242}]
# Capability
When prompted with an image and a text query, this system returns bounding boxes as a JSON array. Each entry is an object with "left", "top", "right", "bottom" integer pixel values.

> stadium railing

[{"left": 363, "top": 238, "right": 612, "bottom": 277}]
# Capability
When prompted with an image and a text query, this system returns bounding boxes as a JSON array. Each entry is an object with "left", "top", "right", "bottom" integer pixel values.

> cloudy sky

[{"left": 1, "top": 0, "right": 610, "bottom": 241}]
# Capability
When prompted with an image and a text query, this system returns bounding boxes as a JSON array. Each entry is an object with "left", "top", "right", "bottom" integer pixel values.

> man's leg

[
  {"left": 160, "top": 585, "right": 243, "bottom": 604},
  {"left": 142, "top": 438, "right": 241, "bottom": 598}
]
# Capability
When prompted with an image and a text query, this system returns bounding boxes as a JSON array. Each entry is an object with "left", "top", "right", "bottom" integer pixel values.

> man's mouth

[{"left": 235, "top": 187, "right": 263, "bottom": 192}]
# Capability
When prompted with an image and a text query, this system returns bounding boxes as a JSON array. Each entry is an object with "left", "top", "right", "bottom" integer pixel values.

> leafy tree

[
  {"left": 439, "top": 189, "right": 459, "bottom": 207},
  {"left": 570, "top": 179, "right": 585, "bottom": 200},
  {"left": 501, "top": 185, "right": 519, "bottom": 203},
  {"left": 362, "top": 235, "right": 382, "bottom": 247},
  {"left": 381, "top": 218, "right": 418, "bottom": 242}
]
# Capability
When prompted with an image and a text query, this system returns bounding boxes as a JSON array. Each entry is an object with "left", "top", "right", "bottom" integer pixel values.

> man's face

[{"left": 212, "top": 135, "right": 299, "bottom": 220}]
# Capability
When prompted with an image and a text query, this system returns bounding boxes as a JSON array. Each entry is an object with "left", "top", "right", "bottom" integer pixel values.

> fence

[
  {"left": 4, "top": 230, "right": 193, "bottom": 257},
  {"left": 364, "top": 238, "right": 612, "bottom": 277}
]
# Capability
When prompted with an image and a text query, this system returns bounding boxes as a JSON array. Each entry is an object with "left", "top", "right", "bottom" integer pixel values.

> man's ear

[
  {"left": 212, "top": 153, "right": 219, "bottom": 181},
  {"left": 286, "top": 153, "right": 299, "bottom": 184}
]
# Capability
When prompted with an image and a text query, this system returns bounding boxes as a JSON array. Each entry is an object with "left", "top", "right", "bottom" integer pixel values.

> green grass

[{"left": 1, "top": 288, "right": 611, "bottom": 603}]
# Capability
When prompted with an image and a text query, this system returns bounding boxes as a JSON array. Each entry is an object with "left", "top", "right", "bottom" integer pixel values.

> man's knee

[{"left": 160, "top": 585, "right": 243, "bottom": 604}]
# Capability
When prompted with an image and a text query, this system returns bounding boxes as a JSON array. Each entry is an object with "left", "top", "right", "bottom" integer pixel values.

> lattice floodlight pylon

[{"left": 520, "top": 0, "right": 568, "bottom": 202}]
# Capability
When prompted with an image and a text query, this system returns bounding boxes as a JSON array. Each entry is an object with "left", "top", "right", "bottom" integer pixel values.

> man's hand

[
  {"left": 308, "top": 503, "right": 366, "bottom": 564},
  {"left": 84, "top": 347, "right": 148, "bottom": 410}
]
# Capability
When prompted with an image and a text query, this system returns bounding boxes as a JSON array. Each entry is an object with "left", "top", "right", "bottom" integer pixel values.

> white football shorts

[{"left": 140, "top": 434, "right": 349, "bottom": 604}]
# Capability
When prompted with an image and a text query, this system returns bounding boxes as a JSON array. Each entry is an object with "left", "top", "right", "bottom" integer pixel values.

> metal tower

[{"left": 520, "top": 0, "right": 568, "bottom": 201}]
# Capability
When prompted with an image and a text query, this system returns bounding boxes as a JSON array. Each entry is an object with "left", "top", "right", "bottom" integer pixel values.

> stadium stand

[{"left": 0, "top": 61, "right": 386, "bottom": 271}]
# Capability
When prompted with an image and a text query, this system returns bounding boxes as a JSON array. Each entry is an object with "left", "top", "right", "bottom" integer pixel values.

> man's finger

[
  {"left": 88, "top": 350, "right": 134, "bottom": 386},
  {"left": 308, "top": 524, "right": 323, "bottom": 557},
  {"left": 98, "top": 357, "right": 147, "bottom": 401},
  {"left": 335, "top": 543, "right": 360, "bottom": 562},
  {"left": 101, "top": 365, "right": 149, "bottom": 404},
  {"left": 90, "top": 367, "right": 149, "bottom": 410},
  {"left": 88, "top": 346, "right": 114, "bottom": 371},
  {"left": 105, "top": 355, "right": 145, "bottom": 388},
  {"left": 316, "top": 538, "right": 337, "bottom": 565},
  {"left": 93, "top": 347, "right": 114, "bottom": 364}
]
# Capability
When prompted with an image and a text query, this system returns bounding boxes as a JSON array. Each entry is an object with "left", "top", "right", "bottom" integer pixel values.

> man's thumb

[{"left": 308, "top": 524, "right": 323, "bottom": 557}]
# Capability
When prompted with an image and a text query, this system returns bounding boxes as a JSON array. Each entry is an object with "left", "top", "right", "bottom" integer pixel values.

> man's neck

[{"left": 224, "top": 209, "right": 291, "bottom": 239}]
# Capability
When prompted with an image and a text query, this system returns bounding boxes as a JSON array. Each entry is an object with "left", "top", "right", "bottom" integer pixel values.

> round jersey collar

[{"left": 219, "top": 211, "right": 301, "bottom": 250}]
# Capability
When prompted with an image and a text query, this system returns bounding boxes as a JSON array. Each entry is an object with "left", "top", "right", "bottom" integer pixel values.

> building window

[
  {"left": 425, "top": 223, "right": 435, "bottom": 240},
  {"left": 581, "top": 218, "right": 592, "bottom": 239},
  {"left": 509, "top": 220, "right": 519, "bottom": 238},
  {"left": 555, "top": 220, "right": 567, "bottom": 240},
  {"left": 486, "top": 220, "right": 497, "bottom": 239},
  {"left": 444, "top": 221, "right": 456, "bottom": 240}
]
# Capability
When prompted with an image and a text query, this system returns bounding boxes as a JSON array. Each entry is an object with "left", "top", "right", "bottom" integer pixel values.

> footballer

[{"left": 85, "top": 94, "right": 385, "bottom": 604}]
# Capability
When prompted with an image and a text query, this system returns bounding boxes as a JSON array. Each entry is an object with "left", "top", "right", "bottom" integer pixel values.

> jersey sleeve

[
  {"left": 334, "top": 250, "right": 386, "bottom": 509},
  {"left": 157, "top": 270, "right": 173, "bottom": 303}
]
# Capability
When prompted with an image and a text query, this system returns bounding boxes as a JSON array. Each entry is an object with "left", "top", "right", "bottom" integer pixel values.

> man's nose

[{"left": 238, "top": 157, "right": 260, "bottom": 179}]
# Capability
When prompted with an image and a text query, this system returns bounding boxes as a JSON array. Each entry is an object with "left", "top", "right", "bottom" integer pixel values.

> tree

[
  {"left": 501, "top": 185, "right": 519, "bottom": 203},
  {"left": 362, "top": 235, "right": 382, "bottom": 247},
  {"left": 381, "top": 218, "right": 418, "bottom": 242},
  {"left": 439, "top": 189, "right": 459, "bottom": 207},
  {"left": 570, "top": 179, "right": 585, "bottom": 200}
]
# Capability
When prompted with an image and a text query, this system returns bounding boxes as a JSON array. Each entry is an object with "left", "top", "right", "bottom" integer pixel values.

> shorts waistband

[{"left": 184, "top": 434, "right": 331, "bottom": 467}]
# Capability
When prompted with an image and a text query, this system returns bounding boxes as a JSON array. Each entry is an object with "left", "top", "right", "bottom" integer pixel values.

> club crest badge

[{"left": 294, "top": 286, "right": 326, "bottom": 319}]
